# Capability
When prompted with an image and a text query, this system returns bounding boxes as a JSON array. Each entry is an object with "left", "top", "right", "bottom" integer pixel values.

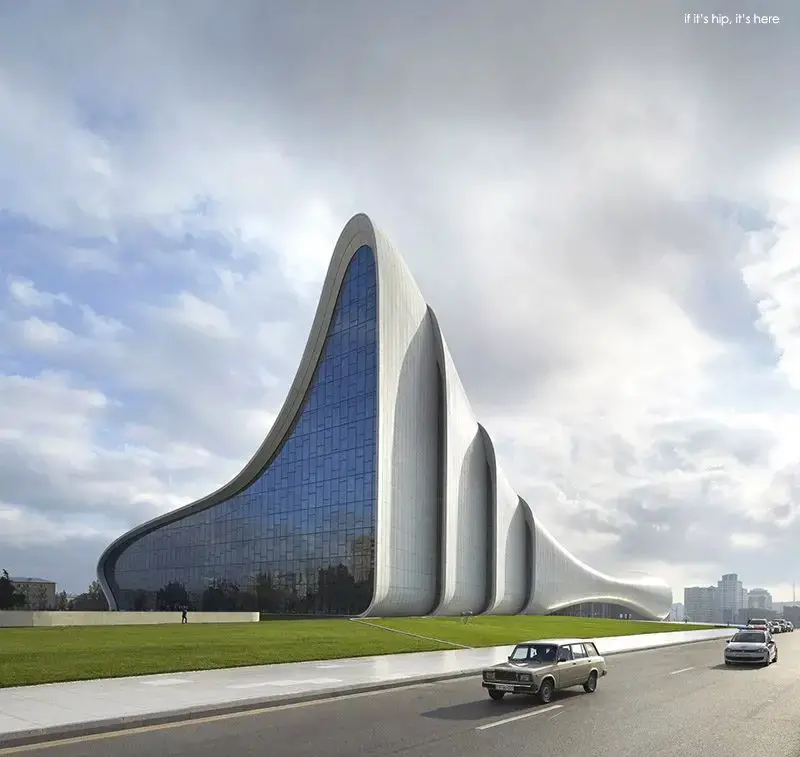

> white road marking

[
  {"left": 476, "top": 704, "right": 563, "bottom": 730},
  {"left": 316, "top": 664, "right": 344, "bottom": 669},
  {"left": 669, "top": 667, "right": 695, "bottom": 675},
  {"left": 140, "top": 678, "right": 193, "bottom": 686}
]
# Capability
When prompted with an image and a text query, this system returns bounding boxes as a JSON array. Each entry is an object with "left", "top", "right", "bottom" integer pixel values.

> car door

[
  {"left": 556, "top": 645, "right": 579, "bottom": 686},
  {"left": 569, "top": 643, "right": 591, "bottom": 683}
]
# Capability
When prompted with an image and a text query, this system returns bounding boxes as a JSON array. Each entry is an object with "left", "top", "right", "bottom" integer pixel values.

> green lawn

[
  {"left": 0, "top": 616, "right": 713, "bottom": 688},
  {"left": 370, "top": 616, "right": 713, "bottom": 648}
]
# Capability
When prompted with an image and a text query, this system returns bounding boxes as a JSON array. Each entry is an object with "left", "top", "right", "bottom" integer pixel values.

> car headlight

[
  {"left": 484, "top": 671, "right": 495, "bottom": 680},
  {"left": 518, "top": 674, "right": 532, "bottom": 682}
]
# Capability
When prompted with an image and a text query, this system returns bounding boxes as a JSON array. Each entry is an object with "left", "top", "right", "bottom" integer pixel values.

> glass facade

[
  {"left": 550, "top": 602, "right": 649, "bottom": 621},
  {"left": 106, "top": 245, "right": 378, "bottom": 615}
]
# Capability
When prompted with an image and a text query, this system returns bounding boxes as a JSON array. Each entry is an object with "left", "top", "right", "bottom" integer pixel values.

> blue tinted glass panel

[{"left": 106, "top": 246, "right": 378, "bottom": 615}]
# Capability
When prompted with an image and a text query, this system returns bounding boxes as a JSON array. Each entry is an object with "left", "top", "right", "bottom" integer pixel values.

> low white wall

[{"left": 0, "top": 611, "right": 260, "bottom": 627}]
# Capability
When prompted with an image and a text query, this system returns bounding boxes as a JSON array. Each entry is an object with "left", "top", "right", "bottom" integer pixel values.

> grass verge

[
  {"left": 0, "top": 616, "right": 713, "bottom": 688},
  {"left": 367, "top": 616, "right": 713, "bottom": 648}
]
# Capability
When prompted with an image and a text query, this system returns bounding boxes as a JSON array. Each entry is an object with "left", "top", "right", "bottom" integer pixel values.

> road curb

[
  {"left": 599, "top": 632, "right": 732, "bottom": 656},
  {"left": 0, "top": 634, "right": 731, "bottom": 750}
]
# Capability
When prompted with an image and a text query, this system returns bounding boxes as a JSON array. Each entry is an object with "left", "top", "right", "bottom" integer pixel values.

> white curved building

[{"left": 97, "top": 214, "right": 672, "bottom": 621}]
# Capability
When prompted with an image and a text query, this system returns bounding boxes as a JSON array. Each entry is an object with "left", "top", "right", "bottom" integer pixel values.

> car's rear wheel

[
  {"left": 583, "top": 671, "right": 598, "bottom": 693},
  {"left": 488, "top": 689, "right": 505, "bottom": 701},
  {"left": 538, "top": 679, "right": 555, "bottom": 704}
]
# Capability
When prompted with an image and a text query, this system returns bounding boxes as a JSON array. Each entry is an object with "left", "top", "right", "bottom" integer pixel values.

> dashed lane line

[{"left": 476, "top": 704, "right": 563, "bottom": 731}]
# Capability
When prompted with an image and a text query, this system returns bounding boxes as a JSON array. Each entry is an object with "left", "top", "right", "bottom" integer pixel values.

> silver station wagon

[{"left": 482, "top": 638, "right": 608, "bottom": 704}]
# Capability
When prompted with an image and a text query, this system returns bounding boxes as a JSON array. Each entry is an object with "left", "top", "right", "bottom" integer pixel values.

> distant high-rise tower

[{"left": 717, "top": 573, "right": 745, "bottom": 624}]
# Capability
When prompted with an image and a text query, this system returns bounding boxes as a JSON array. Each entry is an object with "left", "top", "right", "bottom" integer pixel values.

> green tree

[
  {"left": 156, "top": 581, "right": 189, "bottom": 610},
  {"left": 202, "top": 579, "right": 240, "bottom": 611},
  {"left": 254, "top": 572, "right": 286, "bottom": 613},
  {"left": 68, "top": 580, "right": 109, "bottom": 611},
  {"left": 56, "top": 590, "right": 69, "bottom": 610},
  {"left": 0, "top": 570, "right": 26, "bottom": 610}
]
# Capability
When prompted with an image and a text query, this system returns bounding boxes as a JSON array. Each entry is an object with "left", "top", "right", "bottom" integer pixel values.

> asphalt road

[{"left": 6, "top": 633, "right": 800, "bottom": 757}]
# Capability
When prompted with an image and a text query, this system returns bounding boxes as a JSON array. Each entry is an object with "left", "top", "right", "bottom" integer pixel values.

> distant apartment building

[
  {"left": 747, "top": 588, "right": 773, "bottom": 611},
  {"left": 9, "top": 577, "right": 57, "bottom": 610},
  {"left": 684, "top": 586, "right": 718, "bottom": 623},
  {"left": 717, "top": 573, "right": 746, "bottom": 624},
  {"left": 780, "top": 605, "right": 800, "bottom": 625}
]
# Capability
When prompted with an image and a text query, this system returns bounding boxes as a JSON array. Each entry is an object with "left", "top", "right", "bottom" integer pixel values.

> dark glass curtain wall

[{"left": 107, "top": 245, "right": 378, "bottom": 615}]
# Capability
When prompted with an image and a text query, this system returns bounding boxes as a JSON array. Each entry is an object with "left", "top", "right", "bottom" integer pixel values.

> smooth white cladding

[
  {"left": 365, "top": 223, "right": 440, "bottom": 616},
  {"left": 520, "top": 500, "right": 672, "bottom": 620},
  {"left": 481, "top": 427, "right": 529, "bottom": 615},
  {"left": 361, "top": 212, "right": 671, "bottom": 620},
  {"left": 429, "top": 310, "right": 489, "bottom": 616}
]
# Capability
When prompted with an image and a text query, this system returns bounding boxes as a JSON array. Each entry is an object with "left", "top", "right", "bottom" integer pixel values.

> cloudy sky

[{"left": 0, "top": 1, "right": 798, "bottom": 604}]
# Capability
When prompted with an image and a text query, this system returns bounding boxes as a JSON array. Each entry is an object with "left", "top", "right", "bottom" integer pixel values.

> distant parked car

[
  {"left": 724, "top": 629, "right": 777, "bottom": 666},
  {"left": 482, "top": 639, "right": 607, "bottom": 704}
]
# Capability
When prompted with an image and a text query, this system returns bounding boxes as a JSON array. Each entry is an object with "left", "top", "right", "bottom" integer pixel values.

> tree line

[
  {"left": 0, "top": 570, "right": 108, "bottom": 611},
  {"left": 123, "top": 565, "right": 373, "bottom": 615},
  {"left": 0, "top": 564, "right": 371, "bottom": 614}
]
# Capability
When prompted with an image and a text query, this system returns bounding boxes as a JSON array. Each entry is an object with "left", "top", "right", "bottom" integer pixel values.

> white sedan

[{"left": 724, "top": 629, "right": 777, "bottom": 666}]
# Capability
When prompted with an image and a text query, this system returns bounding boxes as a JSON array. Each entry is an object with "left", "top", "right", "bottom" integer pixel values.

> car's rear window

[{"left": 732, "top": 631, "right": 766, "bottom": 643}]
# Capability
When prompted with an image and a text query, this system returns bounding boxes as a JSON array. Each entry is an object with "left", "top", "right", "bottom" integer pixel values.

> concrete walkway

[{"left": 0, "top": 627, "right": 733, "bottom": 748}]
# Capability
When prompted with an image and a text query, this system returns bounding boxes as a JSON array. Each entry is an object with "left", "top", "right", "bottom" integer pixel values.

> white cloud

[
  {"left": 731, "top": 533, "right": 767, "bottom": 550},
  {"left": 153, "top": 292, "right": 238, "bottom": 339},
  {"left": 7, "top": 276, "right": 71, "bottom": 308},
  {"left": 18, "top": 317, "right": 74, "bottom": 346},
  {"left": 741, "top": 156, "right": 800, "bottom": 390},
  {"left": 0, "top": 503, "right": 116, "bottom": 547},
  {"left": 80, "top": 305, "right": 126, "bottom": 340}
]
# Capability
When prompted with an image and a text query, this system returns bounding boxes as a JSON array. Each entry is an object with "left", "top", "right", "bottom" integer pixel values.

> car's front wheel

[
  {"left": 538, "top": 679, "right": 555, "bottom": 704},
  {"left": 583, "top": 671, "right": 598, "bottom": 693},
  {"left": 488, "top": 689, "right": 505, "bottom": 701}
]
